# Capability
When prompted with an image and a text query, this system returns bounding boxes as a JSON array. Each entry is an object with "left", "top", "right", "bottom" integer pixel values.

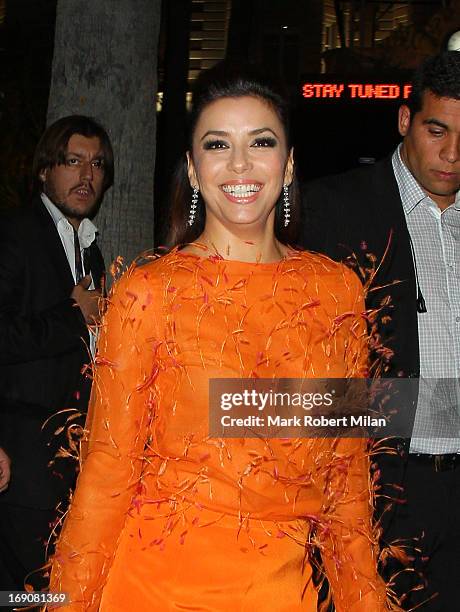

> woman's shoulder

[
  {"left": 109, "top": 249, "right": 200, "bottom": 298},
  {"left": 289, "top": 249, "right": 360, "bottom": 281},
  {"left": 288, "top": 250, "right": 364, "bottom": 307}
]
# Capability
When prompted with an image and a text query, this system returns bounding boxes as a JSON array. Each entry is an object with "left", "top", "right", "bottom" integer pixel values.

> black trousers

[
  {"left": 0, "top": 502, "right": 55, "bottom": 593},
  {"left": 384, "top": 453, "right": 460, "bottom": 611}
]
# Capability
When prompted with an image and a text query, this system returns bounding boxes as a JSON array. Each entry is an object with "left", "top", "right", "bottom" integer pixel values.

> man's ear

[
  {"left": 39, "top": 168, "right": 48, "bottom": 184},
  {"left": 186, "top": 152, "right": 198, "bottom": 189},
  {"left": 284, "top": 148, "right": 294, "bottom": 186},
  {"left": 398, "top": 105, "right": 411, "bottom": 137}
]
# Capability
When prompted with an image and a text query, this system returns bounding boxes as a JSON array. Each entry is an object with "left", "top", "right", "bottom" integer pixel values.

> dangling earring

[
  {"left": 188, "top": 186, "right": 199, "bottom": 227},
  {"left": 283, "top": 184, "right": 290, "bottom": 227}
]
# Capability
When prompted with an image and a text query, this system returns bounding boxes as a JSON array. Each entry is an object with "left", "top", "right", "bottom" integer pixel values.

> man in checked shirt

[{"left": 301, "top": 51, "right": 460, "bottom": 610}]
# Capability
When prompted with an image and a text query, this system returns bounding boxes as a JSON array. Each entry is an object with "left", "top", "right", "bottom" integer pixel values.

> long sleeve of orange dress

[
  {"left": 50, "top": 250, "right": 401, "bottom": 612},
  {"left": 50, "top": 268, "right": 156, "bottom": 610},
  {"left": 313, "top": 273, "right": 392, "bottom": 611}
]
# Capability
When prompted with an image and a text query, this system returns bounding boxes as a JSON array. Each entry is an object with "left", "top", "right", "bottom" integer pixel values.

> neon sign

[{"left": 302, "top": 82, "right": 412, "bottom": 100}]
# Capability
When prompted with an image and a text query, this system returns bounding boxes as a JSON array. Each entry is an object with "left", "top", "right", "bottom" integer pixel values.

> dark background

[{"left": 0, "top": 0, "right": 456, "bottom": 240}]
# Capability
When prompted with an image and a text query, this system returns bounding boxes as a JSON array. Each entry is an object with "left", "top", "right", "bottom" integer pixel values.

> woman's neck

[{"left": 184, "top": 226, "right": 288, "bottom": 263}]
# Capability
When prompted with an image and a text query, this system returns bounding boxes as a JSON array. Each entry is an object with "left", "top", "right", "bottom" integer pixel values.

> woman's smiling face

[{"left": 187, "top": 95, "right": 293, "bottom": 234}]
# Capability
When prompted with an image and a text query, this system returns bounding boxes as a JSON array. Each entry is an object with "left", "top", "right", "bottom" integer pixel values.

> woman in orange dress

[{"left": 51, "top": 64, "right": 400, "bottom": 611}]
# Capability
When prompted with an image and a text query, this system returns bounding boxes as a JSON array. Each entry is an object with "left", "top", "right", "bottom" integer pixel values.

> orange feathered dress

[{"left": 51, "top": 250, "right": 398, "bottom": 611}]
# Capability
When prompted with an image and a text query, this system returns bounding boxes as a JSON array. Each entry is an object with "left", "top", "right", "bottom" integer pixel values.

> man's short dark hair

[
  {"left": 407, "top": 51, "right": 460, "bottom": 115},
  {"left": 32, "top": 115, "right": 114, "bottom": 193}
]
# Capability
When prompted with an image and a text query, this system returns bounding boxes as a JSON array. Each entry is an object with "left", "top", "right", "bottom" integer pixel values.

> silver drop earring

[
  {"left": 283, "top": 184, "right": 290, "bottom": 227},
  {"left": 188, "top": 187, "right": 199, "bottom": 227}
]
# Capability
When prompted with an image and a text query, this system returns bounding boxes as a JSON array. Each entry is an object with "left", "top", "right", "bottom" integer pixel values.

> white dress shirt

[{"left": 41, "top": 193, "right": 98, "bottom": 356}]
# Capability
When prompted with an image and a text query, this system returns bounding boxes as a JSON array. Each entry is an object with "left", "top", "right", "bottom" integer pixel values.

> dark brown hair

[
  {"left": 406, "top": 51, "right": 460, "bottom": 115},
  {"left": 166, "top": 62, "right": 299, "bottom": 248},
  {"left": 32, "top": 115, "right": 114, "bottom": 193}
]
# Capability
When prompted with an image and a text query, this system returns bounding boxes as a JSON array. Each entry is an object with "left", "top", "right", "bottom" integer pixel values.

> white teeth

[{"left": 222, "top": 184, "right": 262, "bottom": 196}]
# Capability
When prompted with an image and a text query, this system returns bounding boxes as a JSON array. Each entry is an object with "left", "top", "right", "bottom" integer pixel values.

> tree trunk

[{"left": 47, "top": 0, "right": 161, "bottom": 268}]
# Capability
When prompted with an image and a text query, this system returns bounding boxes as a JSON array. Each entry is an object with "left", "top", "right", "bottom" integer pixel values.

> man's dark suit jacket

[
  {"left": 0, "top": 197, "right": 104, "bottom": 509},
  {"left": 300, "top": 157, "right": 420, "bottom": 529}
]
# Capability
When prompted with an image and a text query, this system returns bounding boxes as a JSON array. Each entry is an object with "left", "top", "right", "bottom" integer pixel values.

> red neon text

[
  {"left": 302, "top": 83, "right": 345, "bottom": 98},
  {"left": 302, "top": 83, "right": 412, "bottom": 100}
]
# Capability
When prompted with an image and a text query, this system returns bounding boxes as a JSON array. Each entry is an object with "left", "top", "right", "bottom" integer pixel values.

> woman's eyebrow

[
  {"left": 200, "top": 127, "right": 279, "bottom": 141},
  {"left": 248, "top": 127, "right": 279, "bottom": 138},
  {"left": 200, "top": 130, "right": 229, "bottom": 141}
]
